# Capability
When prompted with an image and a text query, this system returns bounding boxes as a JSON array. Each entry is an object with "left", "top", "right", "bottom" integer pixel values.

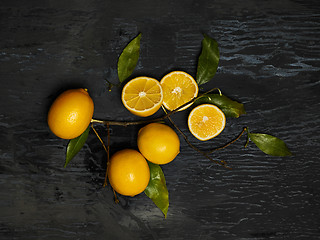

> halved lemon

[
  {"left": 160, "top": 71, "right": 199, "bottom": 111},
  {"left": 188, "top": 104, "right": 226, "bottom": 141},
  {"left": 121, "top": 76, "right": 163, "bottom": 117}
]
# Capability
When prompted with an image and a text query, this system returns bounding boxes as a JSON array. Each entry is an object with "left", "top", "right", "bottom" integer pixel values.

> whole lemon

[
  {"left": 137, "top": 123, "right": 180, "bottom": 165},
  {"left": 107, "top": 149, "right": 150, "bottom": 197},
  {"left": 48, "top": 88, "right": 94, "bottom": 139}
]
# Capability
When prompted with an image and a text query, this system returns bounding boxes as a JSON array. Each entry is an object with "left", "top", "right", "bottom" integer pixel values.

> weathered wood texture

[{"left": 1, "top": 0, "right": 319, "bottom": 239}]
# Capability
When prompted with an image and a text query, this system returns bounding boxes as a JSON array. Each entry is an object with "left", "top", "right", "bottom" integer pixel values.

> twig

[
  {"left": 113, "top": 189, "right": 119, "bottom": 204},
  {"left": 162, "top": 106, "right": 231, "bottom": 169},
  {"left": 91, "top": 123, "right": 108, "bottom": 153},
  {"left": 91, "top": 123, "right": 120, "bottom": 202},
  {"left": 90, "top": 124, "right": 109, "bottom": 187},
  {"left": 207, "top": 127, "right": 248, "bottom": 153},
  {"left": 103, "top": 123, "right": 110, "bottom": 187}
]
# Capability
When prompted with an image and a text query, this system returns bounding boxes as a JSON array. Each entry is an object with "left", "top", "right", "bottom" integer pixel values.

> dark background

[{"left": 1, "top": 0, "right": 319, "bottom": 239}]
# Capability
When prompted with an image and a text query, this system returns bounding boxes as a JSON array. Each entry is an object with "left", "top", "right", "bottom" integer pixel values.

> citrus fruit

[
  {"left": 188, "top": 104, "right": 226, "bottom": 141},
  {"left": 121, "top": 76, "right": 163, "bottom": 117},
  {"left": 137, "top": 123, "right": 180, "bottom": 165},
  {"left": 48, "top": 88, "right": 94, "bottom": 139},
  {"left": 160, "top": 71, "right": 199, "bottom": 111},
  {"left": 107, "top": 149, "right": 150, "bottom": 197}
]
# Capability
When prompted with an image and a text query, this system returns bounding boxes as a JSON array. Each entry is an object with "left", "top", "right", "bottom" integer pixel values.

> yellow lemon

[
  {"left": 107, "top": 149, "right": 150, "bottom": 197},
  {"left": 48, "top": 88, "right": 94, "bottom": 139},
  {"left": 137, "top": 123, "right": 180, "bottom": 165}
]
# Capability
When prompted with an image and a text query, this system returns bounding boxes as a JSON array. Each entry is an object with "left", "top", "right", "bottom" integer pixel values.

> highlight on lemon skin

[
  {"left": 47, "top": 88, "right": 94, "bottom": 140},
  {"left": 107, "top": 149, "right": 150, "bottom": 197},
  {"left": 160, "top": 71, "right": 199, "bottom": 111},
  {"left": 137, "top": 123, "right": 180, "bottom": 165},
  {"left": 188, "top": 104, "right": 226, "bottom": 141},
  {"left": 121, "top": 76, "right": 163, "bottom": 117}
]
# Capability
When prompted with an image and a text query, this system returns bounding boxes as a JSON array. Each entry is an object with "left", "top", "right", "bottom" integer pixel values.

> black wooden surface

[{"left": 1, "top": 0, "right": 320, "bottom": 239}]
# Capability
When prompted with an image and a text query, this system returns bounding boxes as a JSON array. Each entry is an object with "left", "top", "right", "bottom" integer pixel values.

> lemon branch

[
  {"left": 165, "top": 112, "right": 231, "bottom": 169},
  {"left": 91, "top": 87, "right": 221, "bottom": 126},
  {"left": 91, "top": 123, "right": 120, "bottom": 203},
  {"left": 90, "top": 124, "right": 109, "bottom": 186},
  {"left": 90, "top": 87, "right": 237, "bottom": 169},
  {"left": 208, "top": 127, "right": 248, "bottom": 153},
  {"left": 167, "top": 119, "right": 247, "bottom": 169}
]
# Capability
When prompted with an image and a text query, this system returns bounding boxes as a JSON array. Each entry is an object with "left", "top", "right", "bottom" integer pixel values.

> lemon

[
  {"left": 48, "top": 88, "right": 94, "bottom": 139},
  {"left": 160, "top": 71, "right": 198, "bottom": 111},
  {"left": 188, "top": 104, "right": 226, "bottom": 141},
  {"left": 137, "top": 123, "right": 180, "bottom": 165},
  {"left": 121, "top": 76, "right": 163, "bottom": 117},
  {"left": 107, "top": 149, "right": 150, "bottom": 197}
]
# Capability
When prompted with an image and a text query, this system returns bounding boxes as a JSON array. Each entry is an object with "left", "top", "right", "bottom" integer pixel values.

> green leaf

[
  {"left": 65, "top": 127, "right": 90, "bottom": 167},
  {"left": 196, "top": 34, "right": 220, "bottom": 85},
  {"left": 144, "top": 161, "right": 169, "bottom": 218},
  {"left": 248, "top": 131, "right": 292, "bottom": 156},
  {"left": 117, "top": 33, "right": 142, "bottom": 83},
  {"left": 194, "top": 94, "right": 246, "bottom": 118}
]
